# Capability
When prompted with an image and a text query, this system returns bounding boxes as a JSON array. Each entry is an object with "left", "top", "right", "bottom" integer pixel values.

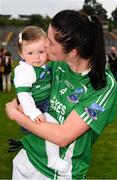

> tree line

[{"left": 0, "top": 0, "right": 117, "bottom": 31}]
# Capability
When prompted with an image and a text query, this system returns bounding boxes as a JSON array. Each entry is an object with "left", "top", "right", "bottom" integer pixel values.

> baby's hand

[{"left": 34, "top": 114, "right": 46, "bottom": 124}]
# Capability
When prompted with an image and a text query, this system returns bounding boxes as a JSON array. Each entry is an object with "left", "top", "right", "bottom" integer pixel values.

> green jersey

[
  {"left": 14, "top": 60, "right": 51, "bottom": 103},
  {"left": 22, "top": 61, "right": 117, "bottom": 179},
  {"left": 31, "top": 65, "right": 51, "bottom": 103}
]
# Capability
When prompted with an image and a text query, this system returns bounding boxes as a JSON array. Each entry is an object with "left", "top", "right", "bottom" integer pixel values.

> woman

[
  {"left": 1, "top": 51, "right": 13, "bottom": 92},
  {"left": 6, "top": 10, "right": 117, "bottom": 179},
  {"left": 0, "top": 48, "right": 6, "bottom": 90}
]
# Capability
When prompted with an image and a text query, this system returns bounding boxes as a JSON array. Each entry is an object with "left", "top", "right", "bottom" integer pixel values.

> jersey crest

[
  {"left": 85, "top": 102, "right": 105, "bottom": 120},
  {"left": 67, "top": 87, "right": 84, "bottom": 103}
]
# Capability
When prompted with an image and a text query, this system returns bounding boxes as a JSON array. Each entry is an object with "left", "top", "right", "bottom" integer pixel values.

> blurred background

[{"left": 0, "top": 0, "right": 117, "bottom": 179}]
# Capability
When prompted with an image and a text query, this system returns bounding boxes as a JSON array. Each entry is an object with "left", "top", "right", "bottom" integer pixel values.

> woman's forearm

[
  {"left": 10, "top": 109, "right": 69, "bottom": 147},
  {"left": 6, "top": 100, "right": 90, "bottom": 147}
]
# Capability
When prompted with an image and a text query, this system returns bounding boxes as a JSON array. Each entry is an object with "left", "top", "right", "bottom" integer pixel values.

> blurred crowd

[
  {"left": 0, "top": 45, "right": 117, "bottom": 94},
  {"left": 106, "top": 46, "right": 117, "bottom": 80},
  {"left": 0, "top": 47, "right": 13, "bottom": 93}
]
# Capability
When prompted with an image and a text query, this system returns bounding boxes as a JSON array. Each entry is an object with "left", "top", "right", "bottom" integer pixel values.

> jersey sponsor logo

[
  {"left": 50, "top": 97, "right": 66, "bottom": 123},
  {"left": 64, "top": 80, "right": 74, "bottom": 89},
  {"left": 50, "top": 96, "right": 66, "bottom": 116},
  {"left": 85, "top": 102, "right": 105, "bottom": 120},
  {"left": 35, "top": 83, "right": 51, "bottom": 91},
  {"left": 67, "top": 87, "right": 84, "bottom": 103},
  {"left": 40, "top": 83, "right": 51, "bottom": 90},
  {"left": 60, "top": 88, "right": 68, "bottom": 95},
  {"left": 56, "top": 66, "right": 65, "bottom": 73}
]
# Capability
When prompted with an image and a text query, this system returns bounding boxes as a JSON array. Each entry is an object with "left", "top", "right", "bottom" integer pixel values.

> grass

[
  {"left": 87, "top": 118, "right": 117, "bottom": 179},
  {"left": 0, "top": 87, "right": 117, "bottom": 179},
  {"left": 0, "top": 62, "right": 117, "bottom": 178},
  {"left": 0, "top": 86, "right": 23, "bottom": 179}
]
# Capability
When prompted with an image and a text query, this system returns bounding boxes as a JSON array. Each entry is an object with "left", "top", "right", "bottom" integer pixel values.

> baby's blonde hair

[{"left": 18, "top": 26, "right": 46, "bottom": 53}]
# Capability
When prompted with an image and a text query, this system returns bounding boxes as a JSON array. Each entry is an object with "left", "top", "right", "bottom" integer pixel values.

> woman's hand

[
  {"left": 5, "top": 98, "right": 19, "bottom": 120},
  {"left": 5, "top": 98, "right": 37, "bottom": 131}
]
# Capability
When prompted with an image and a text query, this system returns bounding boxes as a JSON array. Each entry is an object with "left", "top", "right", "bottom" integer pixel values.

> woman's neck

[{"left": 67, "top": 57, "right": 90, "bottom": 74}]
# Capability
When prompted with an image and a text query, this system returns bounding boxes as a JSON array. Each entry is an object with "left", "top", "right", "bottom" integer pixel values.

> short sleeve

[
  {"left": 14, "top": 62, "right": 36, "bottom": 89},
  {"left": 75, "top": 77, "right": 117, "bottom": 135}
]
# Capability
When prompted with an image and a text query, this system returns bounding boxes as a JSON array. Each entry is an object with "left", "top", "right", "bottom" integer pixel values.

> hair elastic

[{"left": 18, "top": 33, "right": 22, "bottom": 43}]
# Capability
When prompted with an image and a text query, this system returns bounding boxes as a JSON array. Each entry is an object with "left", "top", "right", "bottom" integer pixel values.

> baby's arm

[
  {"left": 14, "top": 62, "right": 45, "bottom": 122},
  {"left": 17, "top": 92, "right": 45, "bottom": 122}
]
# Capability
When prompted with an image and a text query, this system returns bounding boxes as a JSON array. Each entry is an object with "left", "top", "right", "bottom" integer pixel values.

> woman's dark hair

[{"left": 51, "top": 10, "right": 106, "bottom": 90}]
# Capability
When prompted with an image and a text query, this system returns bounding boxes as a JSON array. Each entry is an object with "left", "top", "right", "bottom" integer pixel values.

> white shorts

[{"left": 12, "top": 149, "right": 50, "bottom": 180}]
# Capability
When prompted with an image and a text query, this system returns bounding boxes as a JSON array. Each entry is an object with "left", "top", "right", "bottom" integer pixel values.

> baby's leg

[{"left": 44, "top": 112, "right": 69, "bottom": 172}]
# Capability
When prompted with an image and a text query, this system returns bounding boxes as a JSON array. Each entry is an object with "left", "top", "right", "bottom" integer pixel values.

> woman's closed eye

[
  {"left": 39, "top": 51, "right": 44, "bottom": 54},
  {"left": 28, "top": 52, "right": 33, "bottom": 55}
]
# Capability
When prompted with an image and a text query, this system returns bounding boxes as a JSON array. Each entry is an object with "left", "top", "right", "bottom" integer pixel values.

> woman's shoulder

[
  {"left": 105, "top": 68, "right": 116, "bottom": 83},
  {"left": 14, "top": 60, "right": 34, "bottom": 75},
  {"left": 105, "top": 68, "right": 117, "bottom": 91}
]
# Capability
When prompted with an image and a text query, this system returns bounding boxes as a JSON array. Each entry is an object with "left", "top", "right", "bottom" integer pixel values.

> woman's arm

[{"left": 6, "top": 99, "right": 90, "bottom": 147}]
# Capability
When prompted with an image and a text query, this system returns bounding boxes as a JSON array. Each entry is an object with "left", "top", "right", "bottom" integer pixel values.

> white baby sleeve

[{"left": 14, "top": 61, "right": 42, "bottom": 121}]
